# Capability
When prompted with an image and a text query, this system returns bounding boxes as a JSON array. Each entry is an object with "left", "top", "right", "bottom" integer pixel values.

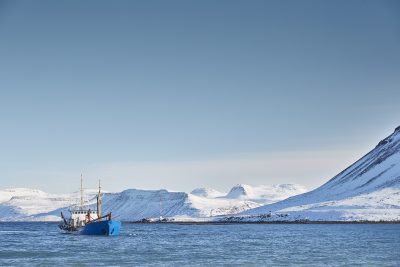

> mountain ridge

[
  {"left": 239, "top": 126, "right": 400, "bottom": 221},
  {"left": 0, "top": 183, "right": 304, "bottom": 221}
]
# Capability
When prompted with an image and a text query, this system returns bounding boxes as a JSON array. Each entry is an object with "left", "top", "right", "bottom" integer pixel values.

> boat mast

[
  {"left": 159, "top": 192, "right": 162, "bottom": 221},
  {"left": 97, "top": 179, "right": 101, "bottom": 219},
  {"left": 80, "top": 174, "right": 84, "bottom": 210}
]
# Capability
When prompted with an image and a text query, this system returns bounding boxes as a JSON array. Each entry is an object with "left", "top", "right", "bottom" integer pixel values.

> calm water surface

[{"left": 0, "top": 222, "right": 399, "bottom": 266}]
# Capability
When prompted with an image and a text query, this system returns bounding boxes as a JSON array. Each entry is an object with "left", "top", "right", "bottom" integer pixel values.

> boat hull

[{"left": 80, "top": 220, "right": 121, "bottom": 236}]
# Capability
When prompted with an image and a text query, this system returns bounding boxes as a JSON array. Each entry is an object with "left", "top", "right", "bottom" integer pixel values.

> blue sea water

[{"left": 0, "top": 222, "right": 399, "bottom": 266}]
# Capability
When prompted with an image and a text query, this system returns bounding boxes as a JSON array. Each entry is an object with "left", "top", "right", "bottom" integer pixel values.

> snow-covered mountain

[
  {"left": 95, "top": 189, "right": 261, "bottom": 221},
  {"left": 0, "top": 183, "right": 306, "bottom": 221},
  {"left": 239, "top": 126, "right": 400, "bottom": 221},
  {"left": 97, "top": 184, "right": 306, "bottom": 221}
]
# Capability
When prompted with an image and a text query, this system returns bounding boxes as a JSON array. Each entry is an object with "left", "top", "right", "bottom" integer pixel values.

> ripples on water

[{"left": 0, "top": 222, "right": 399, "bottom": 266}]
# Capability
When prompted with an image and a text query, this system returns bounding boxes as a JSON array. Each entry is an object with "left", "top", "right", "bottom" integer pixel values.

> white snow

[
  {"left": 0, "top": 188, "right": 72, "bottom": 221},
  {"left": 187, "top": 194, "right": 260, "bottom": 217},
  {"left": 0, "top": 188, "right": 48, "bottom": 203}
]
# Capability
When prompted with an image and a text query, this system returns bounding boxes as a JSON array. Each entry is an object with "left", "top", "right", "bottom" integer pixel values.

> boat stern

[{"left": 80, "top": 220, "right": 121, "bottom": 236}]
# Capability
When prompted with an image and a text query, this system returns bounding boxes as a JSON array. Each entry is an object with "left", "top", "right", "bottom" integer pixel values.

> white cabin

[{"left": 69, "top": 209, "right": 99, "bottom": 227}]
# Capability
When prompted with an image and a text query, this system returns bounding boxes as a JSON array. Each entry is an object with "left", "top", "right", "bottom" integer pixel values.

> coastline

[
  {"left": 2, "top": 220, "right": 400, "bottom": 224},
  {"left": 126, "top": 220, "right": 400, "bottom": 225}
]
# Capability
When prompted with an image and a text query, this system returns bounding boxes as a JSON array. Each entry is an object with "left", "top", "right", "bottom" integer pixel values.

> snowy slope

[
  {"left": 225, "top": 184, "right": 307, "bottom": 204},
  {"left": 187, "top": 194, "right": 259, "bottom": 217},
  {"left": 0, "top": 188, "right": 99, "bottom": 221},
  {"left": 241, "top": 126, "right": 400, "bottom": 221},
  {"left": 0, "top": 188, "right": 73, "bottom": 221},
  {"left": 94, "top": 189, "right": 195, "bottom": 221}
]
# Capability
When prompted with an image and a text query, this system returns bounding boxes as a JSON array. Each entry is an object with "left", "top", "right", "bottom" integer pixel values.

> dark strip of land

[
  {"left": 0, "top": 221, "right": 399, "bottom": 224},
  {"left": 126, "top": 220, "right": 400, "bottom": 225}
]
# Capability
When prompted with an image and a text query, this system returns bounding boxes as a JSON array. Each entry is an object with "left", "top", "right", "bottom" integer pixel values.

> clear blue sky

[{"left": 0, "top": 0, "right": 399, "bottom": 193}]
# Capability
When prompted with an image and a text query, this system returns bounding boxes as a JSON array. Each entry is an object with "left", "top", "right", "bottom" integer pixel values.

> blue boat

[
  {"left": 59, "top": 176, "right": 121, "bottom": 236},
  {"left": 80, "top": 219, "right": 121, "bottom": 236}
]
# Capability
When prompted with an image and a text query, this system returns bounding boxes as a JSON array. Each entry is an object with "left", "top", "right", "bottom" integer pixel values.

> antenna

[
  {"left": 97, "top": 179, "right": 102, "bottom": 219},
  {"left": 80, "top": 174, "right": 84, "bottom": 210}
]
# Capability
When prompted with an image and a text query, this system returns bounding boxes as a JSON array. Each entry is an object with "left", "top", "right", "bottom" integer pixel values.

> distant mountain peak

[
  {"left": 190, "top": 188, "right": 225, "bottom": 198},
  {"left": 2, "top": 188, "right": 45, "bottom": 194},
  {"left": 376, "top": 126, "right": 400, "bottom": 148},
  {"left": 225, "top": 184, "right": 251, "bottom": 198}
]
